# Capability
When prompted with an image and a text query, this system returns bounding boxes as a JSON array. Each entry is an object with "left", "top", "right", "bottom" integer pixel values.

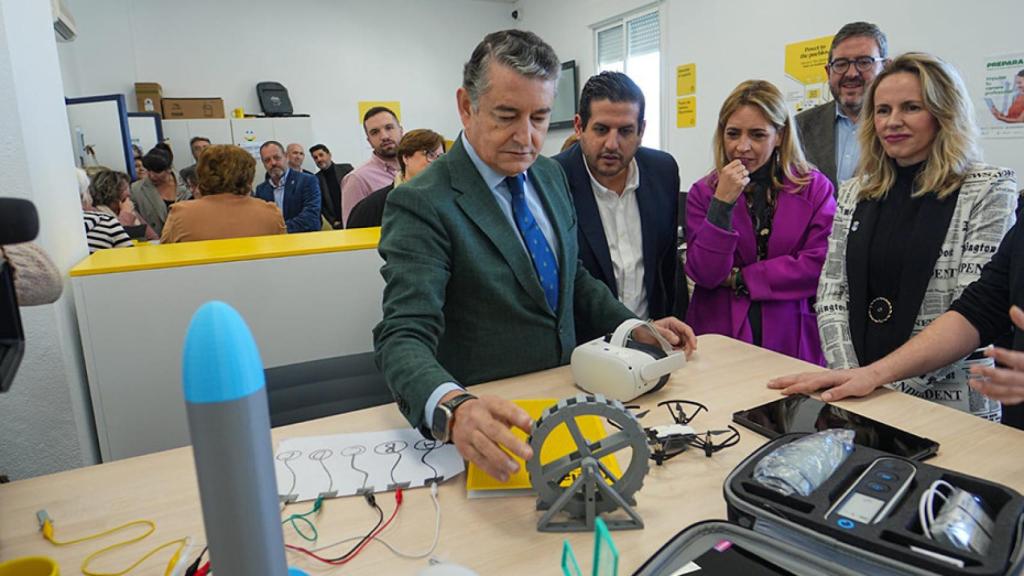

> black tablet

[{"left": 733, "top": 395, "right": 939, "bottom": 461}]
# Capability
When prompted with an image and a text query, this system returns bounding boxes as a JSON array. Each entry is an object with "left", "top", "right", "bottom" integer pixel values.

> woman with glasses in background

[
  {"left": 771, "top": 53, "right": 1018, "bottom": 421},
  {"left": 347, "top": 129, "right": 446, "bottom": 229},
  {"left": 685, "top": 80, "right": 836, "bottom": 364}
]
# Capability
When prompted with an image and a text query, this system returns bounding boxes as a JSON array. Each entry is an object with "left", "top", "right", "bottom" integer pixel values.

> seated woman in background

[
  {"left": 346, "top": 129, "right": 446, "bottom": 229},
  {"left": 773, "top": 52, "right": 1018, "bottom": 420},
  {"left": 685, "top": 80, "right": 836, "bottom": 364},
  {"left": 161, "top": 144, "right": 285, "bottom": 243},
  {"left": 88, "top": 169, "right": 157, "bottom": 241},
  {"left": 179, "top": 165, "right": 200, "bottom": 200},
  {"left": 130, "top": 143, "right": 190, "bottom": 236},
  {"left": 131, "top": 144, "right": 146, "bottom": 182},
  {"left": 80, "top": 175, "right": 132, "bottom": 254}
]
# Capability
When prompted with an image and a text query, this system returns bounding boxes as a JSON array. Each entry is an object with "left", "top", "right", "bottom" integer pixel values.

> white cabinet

[
  {"left": 229, "top": 116, "right": 316, "bottom": 181},
  {"left": 160, "top": 119, "right": 232, "bottom": 168}
]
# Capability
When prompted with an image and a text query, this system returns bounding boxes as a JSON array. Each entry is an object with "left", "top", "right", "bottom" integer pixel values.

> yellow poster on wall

[
  {"left": 357, "top": 101, "right": 402, "bottom": 125},
  {"left": 784, "top": 35, "right": 833, "bottom": 85},
  {"left": 676, "top": 63, "right": 696, "bottom": 96},
  {"left": 676, "top": 96, "right": 696, "bottom": 129}
]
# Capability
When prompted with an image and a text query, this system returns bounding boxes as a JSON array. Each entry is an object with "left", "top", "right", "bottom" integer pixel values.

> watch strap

[{"left": 443, "top": 392, "right": 477, "bottom": 412}]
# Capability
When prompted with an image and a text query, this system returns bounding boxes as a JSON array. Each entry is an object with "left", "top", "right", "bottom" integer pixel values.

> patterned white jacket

[{"left": 816, "top": 164, "right": 1018, "bottom": 420}]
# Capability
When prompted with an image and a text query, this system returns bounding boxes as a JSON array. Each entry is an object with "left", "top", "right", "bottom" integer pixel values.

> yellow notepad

[{"left": 465, "top": 398, "right": 623, "bottom": 498}]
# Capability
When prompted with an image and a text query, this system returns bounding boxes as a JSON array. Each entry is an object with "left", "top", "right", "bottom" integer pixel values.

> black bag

[
  {"left": 636, "top": 434, "right": 1024, "bottom": 575},
  {"left": 256, "top": 82, "right": 293, "bottom": 116}
]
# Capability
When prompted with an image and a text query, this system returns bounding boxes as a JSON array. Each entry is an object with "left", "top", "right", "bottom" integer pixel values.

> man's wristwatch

[{"left": 430, "top": 392, "right": 477, "bottom": 443}]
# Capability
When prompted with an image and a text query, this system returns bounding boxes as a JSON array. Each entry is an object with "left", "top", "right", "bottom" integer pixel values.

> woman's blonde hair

[
  {"left": 713, "top": 80, "right": 811, "bottom": 191},
  {"left": 856, "top": 52, "right": 980, "bottom": 200}
]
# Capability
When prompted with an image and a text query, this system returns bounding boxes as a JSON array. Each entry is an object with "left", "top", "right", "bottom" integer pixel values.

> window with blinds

[{"left": 594, "top": 8, "right": 662, "bottom": 149}]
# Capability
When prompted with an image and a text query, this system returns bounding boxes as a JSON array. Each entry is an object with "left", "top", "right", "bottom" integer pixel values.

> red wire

[{"left": 286, "top": 488, "right": 403, "bottom": 566}]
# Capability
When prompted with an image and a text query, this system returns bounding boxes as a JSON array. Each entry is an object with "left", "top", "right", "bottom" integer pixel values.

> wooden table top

[{"left": 3, "top": 334, "right": 1023, "bottom": 574}]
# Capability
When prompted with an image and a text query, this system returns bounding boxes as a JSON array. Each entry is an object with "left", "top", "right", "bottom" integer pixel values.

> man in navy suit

[
  {"left": 554, "top": 72, "right": 682, "bottom": 342},
  {"left": 255, "top": 140, "right": 322, "bottom": 233}
]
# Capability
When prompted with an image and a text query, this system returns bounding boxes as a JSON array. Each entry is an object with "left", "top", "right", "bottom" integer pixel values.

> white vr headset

[{"left": 570, "top": 319, "right": 686, "bottom": 402}]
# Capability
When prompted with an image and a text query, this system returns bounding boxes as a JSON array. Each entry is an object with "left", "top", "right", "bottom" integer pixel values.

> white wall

[
  {"left": 519, "top": 0, "right": 1024, "bottom": 190},
  {"left": 58, "top": 0, "right": 515, "bottom": 167},
  {"left": 0, "top": 0, "right": 98, "bottom": 479}
]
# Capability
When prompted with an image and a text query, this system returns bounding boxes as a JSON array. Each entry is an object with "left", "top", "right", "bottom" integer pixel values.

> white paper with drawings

[{"left": 274, "top": 428, "right": 465, "bottom": 502}]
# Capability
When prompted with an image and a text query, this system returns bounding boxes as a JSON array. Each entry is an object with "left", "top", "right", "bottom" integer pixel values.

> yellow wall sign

[
  {"left": 784, "top": 35, "right": 834, "bottom": 85},
  {"left": 676, "top": 96, "right": 696, "bottom": 129},
  {"left": 357, "top": 101, "right": 402, "bottom": 125},
  {"left": 676, "top": 63, "right": 696, "bottom": 96}
]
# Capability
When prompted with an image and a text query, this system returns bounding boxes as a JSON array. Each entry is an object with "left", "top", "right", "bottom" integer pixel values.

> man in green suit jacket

[{"left": 373, "top": 29, "right": 696, "bottom": 481}]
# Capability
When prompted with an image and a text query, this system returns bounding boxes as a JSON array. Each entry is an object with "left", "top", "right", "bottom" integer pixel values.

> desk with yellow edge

[
  {"left": 3, "top": 335, "right": 1023, "bottom": 574},
  {"left": 69, "top": 228, "right": 383, "bottom": 462}
]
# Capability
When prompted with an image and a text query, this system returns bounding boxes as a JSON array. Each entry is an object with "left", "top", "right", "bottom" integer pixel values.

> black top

[
  {"left": 860, "top": 162, "right": 926, "bottom": 364},
  {"left": 846, "top": 163, "right": 962, "bottom": 368},
  {"left": 319, "top": 162, "right": 349, "bottom": 228},
  {"left": 744, "top": 161, "right": 775, "bottom": 347},
  {"left": 347, "top": 184, "right": 393, "bottom": 229},
  {"left": 950, "top": 207, "right": 1024, "bottom": 349}
]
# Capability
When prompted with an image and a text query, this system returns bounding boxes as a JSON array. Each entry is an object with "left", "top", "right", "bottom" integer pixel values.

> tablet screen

[{"left": 732, "top": 395, "right": 939, "bottom": 460}]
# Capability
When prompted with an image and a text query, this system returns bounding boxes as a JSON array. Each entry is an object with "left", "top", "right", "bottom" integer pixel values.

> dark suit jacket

[
  {"left": 795, "top": 101, "right": 838, "bottom": 191},
  {"left": 254, "top": 169, "right": 322, "bottom": 233},
  {"left": 317, "top": 162, "right": 354, "bottom": 228},
  {"left": 347, "top": 184, "right": 392, "bottom": 229},
  {"left": 553, "top": 144, "right": 680, "bottom": 340},
  {"left": 373, "top": 137, "right": 635, "bottom": 429}
]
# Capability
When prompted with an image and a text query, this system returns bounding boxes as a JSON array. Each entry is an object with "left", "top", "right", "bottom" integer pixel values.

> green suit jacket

[{"left": 373, "top": 137, "right": 635, "bottom": 429}]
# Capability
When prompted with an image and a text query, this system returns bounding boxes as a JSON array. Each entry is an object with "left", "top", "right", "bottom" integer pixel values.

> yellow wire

[{"left": 42, "top": 518, "right": 188, "bottom": 576}]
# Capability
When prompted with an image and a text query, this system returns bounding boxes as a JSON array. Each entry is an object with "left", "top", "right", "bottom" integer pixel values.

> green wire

[{"left": 282, "top": 495, "right": 323, "bottom": 542}]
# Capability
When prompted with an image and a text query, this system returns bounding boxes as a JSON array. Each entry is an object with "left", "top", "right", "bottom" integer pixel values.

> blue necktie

[{"left": 505, "top": 173, "right": 559, "bottom": 312}]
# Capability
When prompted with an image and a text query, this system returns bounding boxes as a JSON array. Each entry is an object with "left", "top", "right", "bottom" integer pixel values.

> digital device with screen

[
  {"left": 825, "top": 457, "right": 916, "bottom": 529},
  {"left": 732, "top": 394, "right": 939, "bottom": 461},
  {"left": 0, "top": 261, "right": 25, "bottom": 392},
  {"left": 549, "top": 60, "right": 578, "bottom": 130}
]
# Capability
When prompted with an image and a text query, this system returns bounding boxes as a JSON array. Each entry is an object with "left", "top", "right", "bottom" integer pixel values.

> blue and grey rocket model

[{"left": 182, "top": 301, "right": 290, "bottom": 575}]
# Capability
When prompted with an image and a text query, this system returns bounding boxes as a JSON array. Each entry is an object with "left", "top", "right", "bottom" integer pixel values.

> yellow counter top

[{"left": 70, "top": 228, "right": 381, "bottom": 276}]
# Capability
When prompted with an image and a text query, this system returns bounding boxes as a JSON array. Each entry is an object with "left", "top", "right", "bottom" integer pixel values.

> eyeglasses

[
  {"left": 828, "top": 56, "right": 885, "bottom": 75},
  {"left": 424, "top": 150, "right": 444, "bottom": 161}
]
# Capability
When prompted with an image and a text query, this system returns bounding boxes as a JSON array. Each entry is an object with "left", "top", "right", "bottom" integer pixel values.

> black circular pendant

[{"left": 868, "top": 296, "right": 893, "bottom": 324}]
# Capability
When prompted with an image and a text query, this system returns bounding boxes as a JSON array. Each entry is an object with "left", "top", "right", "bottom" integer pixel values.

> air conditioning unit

[{"left": 51, "top": 0, "right": 77, "bottom": 42}]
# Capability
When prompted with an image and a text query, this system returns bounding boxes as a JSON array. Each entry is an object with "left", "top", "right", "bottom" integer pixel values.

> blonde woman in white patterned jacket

[{"left": 769, "top": 52, "right": 1018, "bottom": 421}]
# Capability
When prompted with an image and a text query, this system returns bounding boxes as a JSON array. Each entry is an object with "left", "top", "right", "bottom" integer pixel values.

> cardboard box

[
  {"left": 134, "top": 82, "right": 162, "bottom": 114},
  {"left": 161, "top": 98, "right": 225, "bottom": 119}
]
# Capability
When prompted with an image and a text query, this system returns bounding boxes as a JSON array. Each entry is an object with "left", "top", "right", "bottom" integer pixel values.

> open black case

[{"left": 635, "top": 433, "right": 1024, "bottom": 576}]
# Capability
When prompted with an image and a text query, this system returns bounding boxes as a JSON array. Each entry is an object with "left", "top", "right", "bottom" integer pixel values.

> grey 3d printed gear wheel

[{"left": 526, "top": 394, "right": 650, "bottom": 531}]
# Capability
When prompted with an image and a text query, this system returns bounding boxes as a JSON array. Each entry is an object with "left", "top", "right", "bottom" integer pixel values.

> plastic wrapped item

[{"left": 753, "top": 429, "right": 855, "bottom": 497}]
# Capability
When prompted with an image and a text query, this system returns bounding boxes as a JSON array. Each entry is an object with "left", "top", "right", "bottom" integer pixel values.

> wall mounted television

[{"left": 550, "top": 60, "right": 578, "bottom": 130}]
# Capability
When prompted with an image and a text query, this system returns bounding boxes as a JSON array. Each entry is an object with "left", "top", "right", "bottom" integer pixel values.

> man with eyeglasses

[{"left": 796, "top": 22, "right": 890, "bottom": 191}]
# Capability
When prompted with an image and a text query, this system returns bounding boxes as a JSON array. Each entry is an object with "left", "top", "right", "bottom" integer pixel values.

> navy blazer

[
  {"left": 254, "top": 169, "right": 322, "bottom": 233},
  {"left": 554, "top": 144, "right": 680, "bottom": 339}
]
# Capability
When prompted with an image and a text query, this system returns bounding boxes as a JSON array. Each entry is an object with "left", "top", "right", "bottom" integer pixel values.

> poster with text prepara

[{"left": 981, "top": 52, "right": 1024, "bottom": 139}]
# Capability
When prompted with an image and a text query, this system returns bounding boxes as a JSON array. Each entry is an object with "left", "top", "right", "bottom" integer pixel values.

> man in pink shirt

[{"left": 341, "top": 107, "right": 403, "bottom": 223}]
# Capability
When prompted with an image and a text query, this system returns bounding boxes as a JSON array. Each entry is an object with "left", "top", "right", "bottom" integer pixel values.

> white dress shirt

[{"left": 585, "top": 157, "right": 647, "bottom": 319}]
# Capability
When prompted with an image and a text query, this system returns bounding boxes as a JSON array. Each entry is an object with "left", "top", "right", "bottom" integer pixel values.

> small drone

[{"left": 621, "top": 400, "right": 741, "bottom": 465}]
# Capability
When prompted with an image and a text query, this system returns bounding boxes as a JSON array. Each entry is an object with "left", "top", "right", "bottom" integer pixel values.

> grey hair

[
  {"left": 463, "top": 29, "right": 561, "bottom": 106},
  {"left": 829, "top": 21, "right": 888, "bottom": 61}
]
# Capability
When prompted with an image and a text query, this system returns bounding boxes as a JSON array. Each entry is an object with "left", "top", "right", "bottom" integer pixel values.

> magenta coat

[{"left": 684, "top": 169, "right": 836, "bottom": 365}]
